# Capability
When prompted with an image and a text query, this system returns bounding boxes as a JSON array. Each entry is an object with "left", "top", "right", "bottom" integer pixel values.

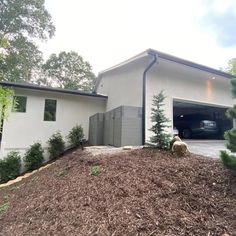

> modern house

[
  {"left": 0, "top": 83, "right": 107, "bottom": 159},
  {"left": 0, "top": 49, "right": 235, "bottom": 158},
  {"left": 94, "top": 49, "right": 235, "bottom": 145}
]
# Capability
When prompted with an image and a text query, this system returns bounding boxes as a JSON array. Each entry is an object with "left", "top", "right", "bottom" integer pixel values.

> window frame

[
  {"left": 13, "top": 96, "right": 27, "bottom": 113},
  {"left": 43, "top": 99, "right": 57, "bottom": 122}
]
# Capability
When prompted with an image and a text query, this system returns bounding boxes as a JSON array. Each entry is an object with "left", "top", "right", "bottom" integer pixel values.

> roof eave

[
  {"left": 0, "top": 81, "right": 108, "bottom": 99},
  {"left": 147, "top": 48, "right": 235, "bottom": 79},
  {"left": 95, "top": 48, "right": 235, "bottom": 85}
]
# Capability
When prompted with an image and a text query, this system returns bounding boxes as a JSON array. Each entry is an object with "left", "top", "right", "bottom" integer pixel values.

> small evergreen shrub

[
  {"left": 0, "top": 151, "right": 21, "bottom": 182},
  {"left": 220, "top": 78, "right": 236, "bottom": 170},
  {"left": 221, "top": 150, "right": 236, "bottom": 170},
  {"left": 47, "top": 131, "right": 65, "bottom": 159},
  {"left": 67, "top": 124, "right": 84, "bottom": 147},
  {"left": 24, "top": 143, "right": 44, "bottom": 171}
]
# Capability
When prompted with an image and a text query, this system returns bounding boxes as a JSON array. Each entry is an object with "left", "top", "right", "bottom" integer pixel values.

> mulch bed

[{"left": 0, "top": 149, "right": 236, "bottom": 236}]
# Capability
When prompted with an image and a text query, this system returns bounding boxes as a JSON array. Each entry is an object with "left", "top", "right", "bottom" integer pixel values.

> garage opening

[{"left": 173, "top": 100, "right": 233, "bottom": 139}]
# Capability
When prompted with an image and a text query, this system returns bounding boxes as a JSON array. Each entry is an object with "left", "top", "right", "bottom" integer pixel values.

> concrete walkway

[
  {"left": 184, "top": 140, "right": 227, "bottom": 158},
  {"left": 85, "top": 146, "right": 141, "bottom": 156},
  {"left": 85, "top": 142, "right": 227, "bottom": 159}
]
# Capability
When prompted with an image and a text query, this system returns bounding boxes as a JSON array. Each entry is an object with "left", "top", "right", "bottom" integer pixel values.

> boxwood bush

[
  {"left": 47, "top": 131, "right": 65, "bottom": 159},
  {"left": 0, "top": 151, "right": 21, "bottom": 183},
  {"left": 24, "top": 143, "right": 44, "bottom": 171},
  {"left": 67, "top": 124, "right": 84, "bottom": 147}
]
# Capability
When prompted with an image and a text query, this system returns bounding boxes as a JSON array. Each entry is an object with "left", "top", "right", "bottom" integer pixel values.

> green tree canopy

[
  {"left": 0, "top": 0, "right": 55, "bottom": 82},
  {"left": 0, "top": 0, "right": 55, "bottom": 40},
  {"left": 0, "top": 36, "right": 43, "bottom": 82},
  {"left": 41, "top": 51, "right": 96, "bottom": 91},
  {"left": 225, "top": 58, "right": 236, "bottom": 75}
]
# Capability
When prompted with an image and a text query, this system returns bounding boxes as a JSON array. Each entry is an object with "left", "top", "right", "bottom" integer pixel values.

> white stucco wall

[
  {"left": 0, "top": 88, "right": 106, "bottom": 159},
  {"left": 146, "top": 59, "right": 234, "bottom": 141},
  {"left": 96, "top": 60, "right": 145, "bottom": 111},
  {"left": 96, "top": 56, "right": 234, "bottom": 145}
]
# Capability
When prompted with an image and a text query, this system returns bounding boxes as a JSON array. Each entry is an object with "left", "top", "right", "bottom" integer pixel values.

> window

[
  {"left": 44, "top": 99, "right": 57, "bottom": 121},
  {"left": 14, "top": 96, "right": 27, "bottom": 112}
]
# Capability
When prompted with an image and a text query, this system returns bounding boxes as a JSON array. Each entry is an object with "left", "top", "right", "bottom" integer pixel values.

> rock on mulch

[{"left": 0, "top": 148, "right": 235, "bottom": 236}]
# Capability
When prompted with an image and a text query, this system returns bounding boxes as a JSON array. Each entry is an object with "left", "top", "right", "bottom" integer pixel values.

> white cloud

[
  {"left": 38, "top": 0, "right": 236, "bottom": 74},
  {"left": 199, "top": 0, "right": 236, "bottom": 47},
  {"left": 211, "top": 0, "right": 233, "bottom": 13}
]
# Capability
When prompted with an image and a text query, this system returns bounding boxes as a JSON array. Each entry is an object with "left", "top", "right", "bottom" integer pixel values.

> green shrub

[
  {"left": 220, "top": 150, "right": 236, "bottom": 170},
  {"left": 220, "top": 78, "right": 236, "bottom": 170},
  {"left": 67, "top": 124, "right": 84, "bottom": 147},
  {"left": 58, "top": 170, "right": 66, "bottom": 177},
  {"left": 0, "top": 151, "right": 21, "bottom": 182},
  {"left": 47, "top": 131, "right": 65, "bottom": 159},
  {"left": 24, "top": 143, "right": 44, "bottom": 171},
  {"left": 91, "top": 165, "right": 101, "bottom": 176},
  {"left": 0, "top": 203, "right": 9, "bottom": 214}
]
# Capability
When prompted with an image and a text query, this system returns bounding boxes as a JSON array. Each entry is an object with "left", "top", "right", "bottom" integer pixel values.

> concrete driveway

[{"left": 184, "top": 140, "right": 227, "bottom": 158}]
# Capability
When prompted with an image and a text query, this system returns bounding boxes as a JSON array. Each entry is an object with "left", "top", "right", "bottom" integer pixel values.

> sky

[{"left": 38, "top": 0, "right": 236, "bottom": 74}]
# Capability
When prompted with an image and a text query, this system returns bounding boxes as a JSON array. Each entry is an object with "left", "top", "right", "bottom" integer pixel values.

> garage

[{"left": 173, "top": 100, "right": 233, "bottom": 139}]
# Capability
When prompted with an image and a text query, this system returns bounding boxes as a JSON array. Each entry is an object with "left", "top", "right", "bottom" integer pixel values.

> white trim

[{"left": 172, "top": 97, "right": 232, "bottom": 109}]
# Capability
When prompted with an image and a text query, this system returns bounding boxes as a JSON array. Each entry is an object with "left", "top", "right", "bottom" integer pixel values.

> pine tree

[
  {"left": 220, "top": 78, "right": 236, "bottom": 170},
  {"left": 149, "top": 91, "right": 171, "bottom": 150}
]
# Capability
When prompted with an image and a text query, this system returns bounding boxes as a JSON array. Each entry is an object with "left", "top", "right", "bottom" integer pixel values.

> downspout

[{"left": 142, "top": 52, "right": 158, "bottom": 145}]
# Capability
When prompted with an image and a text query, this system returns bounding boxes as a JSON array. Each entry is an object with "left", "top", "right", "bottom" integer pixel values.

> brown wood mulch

[{"left": 0, "top": 149, "right": 235, "bottom": 236}]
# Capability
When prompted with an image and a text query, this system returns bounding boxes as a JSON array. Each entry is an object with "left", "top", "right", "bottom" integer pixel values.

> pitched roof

[
  {"left": 98, "top": 48, "right": 235, "bottom": 79},
  {"left": 0, "top": 81, "right": 107, "bottom": 99},
  {"left": 147, "top": 49, "right": 234, "bottom": 79}
]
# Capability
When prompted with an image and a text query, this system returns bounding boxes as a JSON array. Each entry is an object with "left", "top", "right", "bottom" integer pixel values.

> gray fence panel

[
  {"left": 89, "top": 106, "right": 142, "bottom": 147},
  {"left": 121, "top": 106, "right": 142, "bottom": 146},
  {"left": 103, "top": 112, "right": 110, "bottom": 145},
  {"left": 88, "top": 113, "right": 104, "bottom": 145}
]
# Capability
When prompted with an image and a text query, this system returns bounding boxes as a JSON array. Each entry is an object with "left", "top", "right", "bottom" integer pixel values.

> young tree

[
  {"left": 149, "top": 91, "right": 171, "bottom": 150},
  {"left": 41, "top": 51, "right": 96, "bottom": 91},
  {"left": 0, "top": 0, "right": 55, "bottom": 82},
  {"left": 0, "top": 86, "right": 15, "bottom": 144},
  {"left": 220, "top": 78, "right": 236, "bottom": 170},
  {"left": 0, "top": 33, "right": 15, "bottom": 146}
]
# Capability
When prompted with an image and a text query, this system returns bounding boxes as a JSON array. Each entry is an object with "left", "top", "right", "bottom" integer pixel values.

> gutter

[{"left": 142, "top": 52, "right": 158, "bottom": 145}]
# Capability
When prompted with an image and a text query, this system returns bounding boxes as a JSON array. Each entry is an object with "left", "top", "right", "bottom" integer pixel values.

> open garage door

[{"left": 173, "top": 100, "right": 233, "bottom": 139}]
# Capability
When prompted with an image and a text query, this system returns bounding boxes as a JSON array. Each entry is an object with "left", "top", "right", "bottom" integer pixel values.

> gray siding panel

[
  {"left": 121, "top": 106, "right": 142, "bottom": 146},
  {"left": 103, "top": 112, "right": 110, "bottom": 145},
  {"left": 89, "top": 113, "right": 104, "bottom": 145},
  {"left": 121, "top": 119, "right": 142, "bottom": 146},
  {"left": 89, "top": 106, "right": 142, "bottom": 147}
]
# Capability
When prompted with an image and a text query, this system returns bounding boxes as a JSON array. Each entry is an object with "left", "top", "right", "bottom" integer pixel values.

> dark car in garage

[{"left": 174, "top": 114, "right": 219, "bottom": 139}]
